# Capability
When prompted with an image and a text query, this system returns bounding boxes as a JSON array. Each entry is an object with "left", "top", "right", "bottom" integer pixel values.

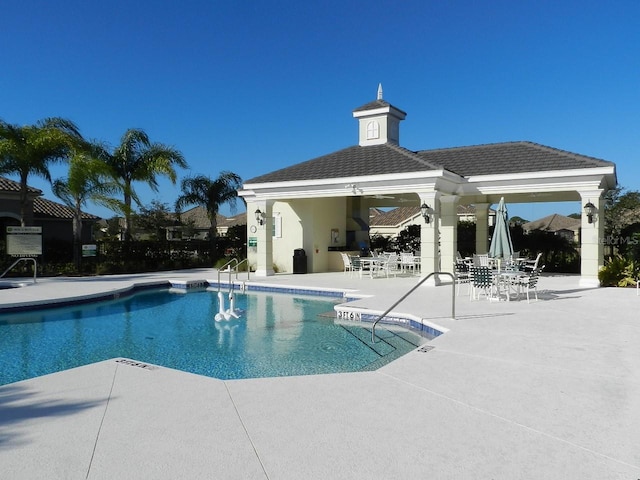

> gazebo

[{"left": 239, "top": 86, "right": 616, "bottom": 287}]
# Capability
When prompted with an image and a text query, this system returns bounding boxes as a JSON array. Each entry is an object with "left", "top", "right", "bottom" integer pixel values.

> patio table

[
  {"left": 494, "top": 270, "right": 527, "bottom": 301},
  {"left": 358, "top": 257, "right": 383, "bottom": 278}
]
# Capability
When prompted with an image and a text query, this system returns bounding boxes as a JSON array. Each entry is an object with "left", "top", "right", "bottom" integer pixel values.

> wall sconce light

[
  {"left": 420, "top": 203, "right": 432, "bottom": 224},
  {"left": 584, "top": 201, "right": 597, "bottom": 224},
  {"left": 254, "top": 208, "right": 265, "bottom": 226}
]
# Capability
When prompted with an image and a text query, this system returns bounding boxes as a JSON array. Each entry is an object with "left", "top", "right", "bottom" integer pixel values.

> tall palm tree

[
  {"left": 175, "top": 172, "right": 242, "bottom": 259},
  {"left": 52, "top": 141, "right": 120, "bottom": 269},
  {"left": 106, "top": 128, "right": 187, "bottom": 240},
  {"left": 0, "top": 117, "right": 82, "bottom": 226}
]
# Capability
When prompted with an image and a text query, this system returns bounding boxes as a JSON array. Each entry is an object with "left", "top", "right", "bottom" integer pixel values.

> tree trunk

[
  {"left": 19, "top": 172, "right": 28, "bottom": 227},
  {"left": 73, "top": 202, "right": 83, "bottom": 271}
]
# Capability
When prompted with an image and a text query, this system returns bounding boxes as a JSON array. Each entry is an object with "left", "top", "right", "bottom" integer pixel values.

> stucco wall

[{"left": 255, "top": 198, "right": 347, "bottom": 273}]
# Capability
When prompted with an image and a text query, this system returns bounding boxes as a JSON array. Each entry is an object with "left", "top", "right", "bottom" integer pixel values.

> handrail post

[{"left": 371, "top": 271, "right": 455, "bottom": 343}]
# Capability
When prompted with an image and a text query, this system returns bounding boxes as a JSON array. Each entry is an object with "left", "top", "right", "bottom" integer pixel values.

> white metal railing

[
  {"left": 0, "top": 257, "right": 38, "bottom": 284},
  {"left": 217, "top": 258, "right": 250, "bottom": 290},
  {"left": 371, "top": 271, "right": 455, "bottom": 343}
]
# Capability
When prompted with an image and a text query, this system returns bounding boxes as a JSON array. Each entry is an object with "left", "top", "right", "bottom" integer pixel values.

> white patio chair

[
  {"left": 470, "top": 266, "right": 496, "bottom": 300},
  {"left": 454, "top": 261, "right": 471, "bottom": 296},
  {"left": 522, "top": 252, "right": 543, "bottom": 273},
  {"left": 473, "top": 254, "right": 490, "bottom": 267},
  {"left": 400, "top": 252, "right": 417, "bottom": 275},
  {"left": 375, "top": 253, "right": 399, "bottom": 278},
  {"left": 514, "top": 265, "right": 544, "bottom": 302},
  {"left": 340, "top": 253, "right": 352, "bottom": 275},
  {"left": 347, "top": 255, "right": 363, "bottom": 278}
]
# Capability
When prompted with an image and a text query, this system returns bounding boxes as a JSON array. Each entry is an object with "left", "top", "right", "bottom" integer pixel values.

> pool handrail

[
  {"left": 217, "top": 258, "right": 250, "bottom": 290},
  {"left": 0, "top": 257, "right": 37, "bottom": 284},
  {"left": 371, "top": 271, "right": 455, "bottom": 343}
]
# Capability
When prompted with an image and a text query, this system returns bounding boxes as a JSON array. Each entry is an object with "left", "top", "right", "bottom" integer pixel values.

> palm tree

[
  {"left": 52, "top": 141, "right": 120, "bottom": 269},
  {"left": 0, "top": 117, "right": 82, "bottom": 226},
  {"left": 106, "top": 129, "right": 187, "bottom": 240},
  {"left": 175, "top": 172, "right": 242, "bottom": 259}
]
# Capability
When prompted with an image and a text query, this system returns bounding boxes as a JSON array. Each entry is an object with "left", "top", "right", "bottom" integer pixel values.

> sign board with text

[{"left": 6, "top": 226, "right": 42, "bottom": 256}]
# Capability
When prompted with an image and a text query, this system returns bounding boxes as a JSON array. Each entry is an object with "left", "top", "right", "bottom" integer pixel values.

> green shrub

[{"left": 598, "top": 254, "right": 638, "bottom": 287}]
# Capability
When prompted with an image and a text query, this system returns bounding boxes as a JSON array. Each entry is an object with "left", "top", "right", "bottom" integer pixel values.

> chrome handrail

[
  {"left": 217, "top": 258, "right": 250, "bottom": 291},
  {"left": 371, "top": 271, "right": 455, "bottom": 343},
  {"left": 0, "top": 257, "right": 38, "bottom": 284}
]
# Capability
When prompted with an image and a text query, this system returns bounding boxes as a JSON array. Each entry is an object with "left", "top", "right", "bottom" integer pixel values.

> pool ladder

[
  {"left": 371, "top": 271, "right": 455, "bottom": 343},
  {"left": 217, "top": 258, "right": 250, "bottom": 291}
]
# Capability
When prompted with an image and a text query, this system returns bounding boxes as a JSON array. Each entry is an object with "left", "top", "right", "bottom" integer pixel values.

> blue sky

[{"left": 1, "top": 0, "right": 638, "bottom": 222}]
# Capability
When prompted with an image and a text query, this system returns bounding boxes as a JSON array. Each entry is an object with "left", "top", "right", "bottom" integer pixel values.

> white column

[
  {"left": 579, "top": 191, "right": 604, "bottom": 287},
  {"left": 439, "top": 196, "right": 459, "bottom": 276},
  {"left": 474, "top": 203, "right": 490, "bottom": 254},
  {"left": 254, "top": 200, "right": 274, "bottom": 277},
  {"left": 419, "top": 193, "right": 440, "bottom": 285}
]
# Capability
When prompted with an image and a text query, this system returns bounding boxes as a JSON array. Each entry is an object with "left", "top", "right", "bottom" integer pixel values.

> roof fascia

[{"left": 465, "top": 166, "right": 615, "bottom": 184}]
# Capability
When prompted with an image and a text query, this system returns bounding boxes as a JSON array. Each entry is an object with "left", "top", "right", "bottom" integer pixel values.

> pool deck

[{"left": 1, "top": 269, "right": 639, "bottom": 479}]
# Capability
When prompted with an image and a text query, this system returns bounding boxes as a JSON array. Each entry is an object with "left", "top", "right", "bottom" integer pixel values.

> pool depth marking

[{"left": 115, "top": 358, "right": 158, "bottom": 370}]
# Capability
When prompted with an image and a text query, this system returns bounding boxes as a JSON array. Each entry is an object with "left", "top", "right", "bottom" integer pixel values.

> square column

[
  {"left": 439, "top": 196, "right": 459, "bottom": 275},
  {"left": 579, "top": 191, "right": 604, "bottom": 287},
  {"left": 253, "top": 200, "right": 274, "bottom": 277},
  {"left": 419, "top": 193, "right": 440, "bottom": 285},
  {"left": 474, "top": 203, "right": 490, "bottom": 254}
]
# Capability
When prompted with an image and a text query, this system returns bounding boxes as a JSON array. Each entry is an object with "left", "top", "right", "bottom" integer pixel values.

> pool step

[{"left": 339, "top": 323, "right": 420, "bottom": 358}]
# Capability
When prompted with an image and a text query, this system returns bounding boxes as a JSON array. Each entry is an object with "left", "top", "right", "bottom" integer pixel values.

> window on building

[
  {"left": 272, "top": 214, "right": 282, "bottom": 238},
  {"left": 366, "top": 121, "right": 380, "bottom": 139}
]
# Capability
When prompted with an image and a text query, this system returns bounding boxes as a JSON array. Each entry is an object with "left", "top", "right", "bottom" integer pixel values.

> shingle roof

[
  {"left": 415, "top": 141, "right": 614, "bottom": 177},
  {"left": 33, "top": 197, "right": 101, "bottom": 220},
  {"left": 0, "top": 176, "right": 42, "bottom": 194},
  {"left": 244, "top": 141, "right": 614, "bottom": 185},
  {"left": 245, "top": 143, "right": 440, "bottom": 184}
]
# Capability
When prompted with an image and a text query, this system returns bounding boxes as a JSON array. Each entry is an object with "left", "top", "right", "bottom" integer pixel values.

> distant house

[
  {"left": 0, "top": 176, "right": 100, "bottom": 245},
  {"left": 522, "top": 214, "right": 581, "bottom": 242},
  {"left": 167, "top": 206, "right": 246, "bottom": 240},
  {"left": 370, "top": 205, "right": 496, "bottom": 238}
]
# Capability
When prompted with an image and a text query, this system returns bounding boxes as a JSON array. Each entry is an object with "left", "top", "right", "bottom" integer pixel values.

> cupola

[{"left": 352, "top": 84, "right": 407, "bottom": 146}]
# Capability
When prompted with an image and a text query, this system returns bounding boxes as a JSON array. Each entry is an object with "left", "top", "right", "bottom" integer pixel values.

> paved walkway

[{"left": 1, "top": 269, "right": 639, "bottom": 479}]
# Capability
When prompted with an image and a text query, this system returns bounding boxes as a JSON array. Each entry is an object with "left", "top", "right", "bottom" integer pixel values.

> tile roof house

[
  {"left": 370, "top": 205, "right": 496, "bottom": 238},
  {"left": 0, "top": 176, "right": 101, "bottom": 246},
  {"left": 523, "top": 214, "right": 581, "bottom": 243},
  {"left": 167, "top": 206, "right": 246, "bottom": 240},
  {"left": 239, "top": 86, "right": 616, "bottom": 286}
]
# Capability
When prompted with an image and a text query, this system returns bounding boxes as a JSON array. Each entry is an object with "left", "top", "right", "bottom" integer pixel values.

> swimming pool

[{"left": 0, "top": 288, "right": 428, "bottom": 385}]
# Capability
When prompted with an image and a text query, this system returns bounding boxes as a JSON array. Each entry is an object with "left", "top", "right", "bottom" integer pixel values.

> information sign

[{"left": 6, "top": 226, "right": 42, "bottom": 256}]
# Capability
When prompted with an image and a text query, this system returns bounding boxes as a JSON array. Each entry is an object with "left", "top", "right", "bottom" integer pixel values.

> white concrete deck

[{"left": 1, "top": 269, "right": 639, "bottom": 479}]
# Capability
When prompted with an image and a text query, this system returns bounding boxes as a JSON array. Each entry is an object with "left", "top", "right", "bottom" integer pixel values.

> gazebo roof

[{"left": 245, "top": 141, "right": 614, "bottom": 185}]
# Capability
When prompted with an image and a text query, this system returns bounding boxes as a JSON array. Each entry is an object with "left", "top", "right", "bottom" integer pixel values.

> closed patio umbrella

[{"left": 489, "top": 197, "right": 514, "bottom": 261}]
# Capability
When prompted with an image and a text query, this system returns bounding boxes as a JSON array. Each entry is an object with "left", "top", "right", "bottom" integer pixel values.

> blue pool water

[{"left": 0, "top": 288, "right": 425, "bottom": 385}]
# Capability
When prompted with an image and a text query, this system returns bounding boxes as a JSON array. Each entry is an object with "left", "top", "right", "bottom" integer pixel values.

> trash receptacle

[{"left": 293, "top": 248, "right": 307, "bottom": 274}]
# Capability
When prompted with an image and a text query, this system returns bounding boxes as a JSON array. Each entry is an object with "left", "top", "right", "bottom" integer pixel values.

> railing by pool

[
  {"left": 371, "top": 271, "right": 455, "bottom": 343},
  {"left": 0, "top": 257, "right": 37, "bottom": 284}
]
